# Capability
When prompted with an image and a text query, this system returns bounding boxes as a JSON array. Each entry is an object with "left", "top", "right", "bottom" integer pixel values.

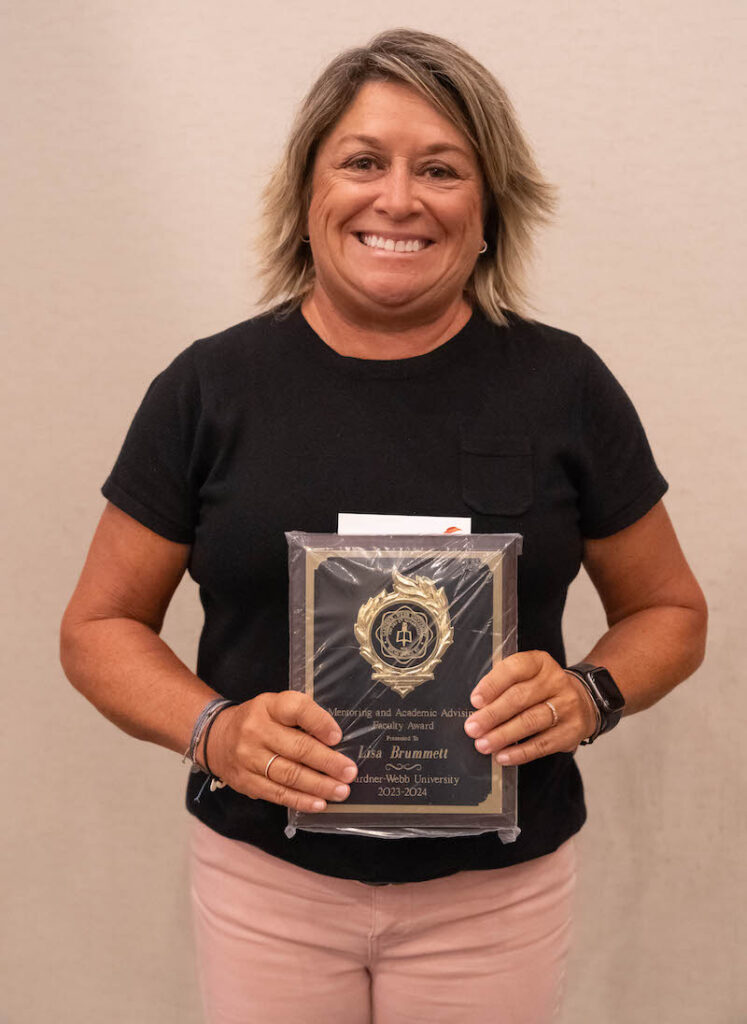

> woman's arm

[
  {"left": 580, "top": 501, "right": 707, "bottom": 714},
  {"left": 60, "top": 503, "right": 213, "bottom": 758},
  {"left": 60, "top": 502, "right": 357, "bottom": 808},
  {"left": 463, "top": 501, "right": 707, "bottom": 763}
]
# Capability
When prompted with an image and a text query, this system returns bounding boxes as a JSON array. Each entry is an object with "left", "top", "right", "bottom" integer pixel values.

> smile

[{"left": 356, "top": 233, "right": 434, "bottom": 253}]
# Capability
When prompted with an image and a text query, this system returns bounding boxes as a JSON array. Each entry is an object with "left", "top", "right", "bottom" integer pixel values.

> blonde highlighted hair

[{"left": 256, "top": 28, "right": 556, "bottom": 326}]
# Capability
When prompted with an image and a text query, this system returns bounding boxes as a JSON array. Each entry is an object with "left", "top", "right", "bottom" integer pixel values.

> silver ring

[
  {"left": 544, "top": 700, "right": 559, "bottom": 727},
  {"left": 264, "top": 753, "right": 281, "bottom": 779}
]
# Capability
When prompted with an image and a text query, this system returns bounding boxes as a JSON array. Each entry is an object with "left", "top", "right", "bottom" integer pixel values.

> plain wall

[{"left": 2, "top": 2, "right": 745, "bottom": 1021}]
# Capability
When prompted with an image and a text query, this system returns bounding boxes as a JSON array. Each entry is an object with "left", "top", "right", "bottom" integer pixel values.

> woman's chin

[{"left": 350, "top": 278, "right": 433, "bottom": 312}]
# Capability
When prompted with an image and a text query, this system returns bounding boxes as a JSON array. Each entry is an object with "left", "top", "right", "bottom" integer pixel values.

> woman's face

[{"left": 306, "top": 80, "right": 485, "bottom": 323}]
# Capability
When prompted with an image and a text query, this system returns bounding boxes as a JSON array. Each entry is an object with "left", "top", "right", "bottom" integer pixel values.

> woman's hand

[
  {"left": 206, "top": 692, "right": 358, "bottom": 813},
  {"left": 464, "top": 651, "right": 598, "bottom": 765}
]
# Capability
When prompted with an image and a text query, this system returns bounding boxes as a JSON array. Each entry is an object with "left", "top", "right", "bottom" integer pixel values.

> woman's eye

[
  {"left": 346, "top": 156, "right": 378, "bottom": 171},
  {"left": 423, "top": 165, "right": 455, "bottom": 179}
]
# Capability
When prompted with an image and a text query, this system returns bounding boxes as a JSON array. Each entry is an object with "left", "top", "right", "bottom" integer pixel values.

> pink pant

[{"left": 189, "top": 816, "right": 576, "bottom": 1024}]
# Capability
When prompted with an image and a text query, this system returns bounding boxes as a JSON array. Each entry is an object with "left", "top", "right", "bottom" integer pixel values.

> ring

[
  {"left": 544, "top": 700, "right": 559, "bottom": 727},
  {"left": 264, "top": 753, "right": 281, "bottom": 779}
]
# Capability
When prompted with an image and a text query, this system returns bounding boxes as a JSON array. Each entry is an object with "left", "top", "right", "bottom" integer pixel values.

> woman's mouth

[{"left": 356, "top": 232, "right": 434, "bottom": 253}]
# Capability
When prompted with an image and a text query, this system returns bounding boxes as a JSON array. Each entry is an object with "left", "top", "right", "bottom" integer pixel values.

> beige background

[{"left": 2, "top": 1, "right": 745, "bottom": 1022}]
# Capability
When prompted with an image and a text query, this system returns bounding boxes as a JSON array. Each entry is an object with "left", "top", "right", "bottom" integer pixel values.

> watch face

[{"left": 589, "top": 668, "right": 626, "bottom": 713}]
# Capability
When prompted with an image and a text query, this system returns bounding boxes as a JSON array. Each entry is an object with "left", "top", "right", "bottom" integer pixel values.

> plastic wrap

[{"left": 285, "top": 533, "right": 522, "bottom": 841}]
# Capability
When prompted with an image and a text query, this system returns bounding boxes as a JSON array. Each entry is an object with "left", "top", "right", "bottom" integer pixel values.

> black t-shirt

[{"left": 102, "top": 305, "right": 667, "bottom": 883}]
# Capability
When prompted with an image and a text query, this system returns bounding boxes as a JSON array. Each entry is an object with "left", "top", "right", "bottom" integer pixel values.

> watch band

[{"left": 565, "top": 662, "right": 625, "bottom": 744}]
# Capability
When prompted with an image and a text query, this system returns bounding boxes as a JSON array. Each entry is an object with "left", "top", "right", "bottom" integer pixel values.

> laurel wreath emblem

[{"left": 354, "top": 569, "right": 454, "bottom": 697}]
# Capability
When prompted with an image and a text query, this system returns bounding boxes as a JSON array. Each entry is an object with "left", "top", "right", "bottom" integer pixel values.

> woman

[{"left": 60, "top": 28, "right": 707, "bottom": 1024}]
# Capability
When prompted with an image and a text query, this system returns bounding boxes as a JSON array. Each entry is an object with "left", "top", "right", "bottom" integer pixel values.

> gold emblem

[{"left": 354, "top": 569, "right": 454, "bottom": 697}]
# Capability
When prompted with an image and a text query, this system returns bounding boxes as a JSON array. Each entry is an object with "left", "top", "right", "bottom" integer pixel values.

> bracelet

[
  {"left": 185, "top": 698, "right": 239, "bottom": 804},
  {"left": 182, "top": 698, "right": 236, "bottom": 774},
  {"left": 563, "top": 669, "right": 602, "bottom": 742},
  {"left": 202, "top": 701, "right": 238, "bottom": 776}
]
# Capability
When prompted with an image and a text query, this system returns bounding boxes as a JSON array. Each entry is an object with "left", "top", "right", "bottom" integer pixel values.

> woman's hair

[{"left": 256, "top": 28, "right": 556, "bottom": 326}]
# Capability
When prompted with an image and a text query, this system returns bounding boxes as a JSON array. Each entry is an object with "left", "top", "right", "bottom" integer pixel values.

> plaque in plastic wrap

[{"left": 285, "top": 533, "right": 522, "bottom": 841}]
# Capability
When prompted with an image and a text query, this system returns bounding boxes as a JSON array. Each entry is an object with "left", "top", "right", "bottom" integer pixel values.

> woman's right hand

[{"left": 204, "top": 692, "right": 358, "bottom": 812}]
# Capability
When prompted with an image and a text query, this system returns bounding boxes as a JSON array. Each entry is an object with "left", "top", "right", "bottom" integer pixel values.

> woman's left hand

[{"left": 464, "top": 651, "right": 599, "bottom": 765}]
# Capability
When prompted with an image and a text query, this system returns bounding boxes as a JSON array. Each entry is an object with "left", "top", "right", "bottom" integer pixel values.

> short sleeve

[
  {"left": 101, "top": 344, "right": 202, "bottom": 543},
  {"left": 575, "top": 343, "right": 668, "bottom": 538}
]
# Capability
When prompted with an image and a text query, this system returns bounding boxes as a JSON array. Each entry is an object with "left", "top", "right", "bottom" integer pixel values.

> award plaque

[{"left": 285, "top": 533, "right": 522, "bottom": 840}]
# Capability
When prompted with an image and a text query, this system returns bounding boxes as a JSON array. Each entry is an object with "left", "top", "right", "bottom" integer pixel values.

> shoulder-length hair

[{"left": 256, "top": 28, "right": 556, "bottom": 327}]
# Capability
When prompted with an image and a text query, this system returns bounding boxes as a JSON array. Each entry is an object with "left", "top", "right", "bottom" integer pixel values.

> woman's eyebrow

[{"left": 335, "top": 133, "right": 471, "bottom": 159}]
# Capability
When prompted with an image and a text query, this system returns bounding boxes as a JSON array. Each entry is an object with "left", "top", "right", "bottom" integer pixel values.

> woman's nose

[{"left": 372, "top": 163, "right": 420, "bottom": 219}]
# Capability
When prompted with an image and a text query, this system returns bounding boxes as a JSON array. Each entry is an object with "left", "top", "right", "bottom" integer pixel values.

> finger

[
  {"left": 495, "top": 730, "right": 560, "bottom": 766},
  {"left": 270, "top": 691, "right": 343, "bottom": 746},
  {"left": 261, "top": 753, "right": 351, "bottom": 803},
  {"left": 465, "top": 676, "right": 547, "bottom": 736},
  {"left": 241, "top": 772, "right": 330, "bottom": 814},
  {"left": 266, "top": 721, "right": 358, "bottom": 784},
  {"left": 470, "top": 651, "right": 545, "bottom": 709},
  {"left": 489, "top": 686, "right": 592, "bottom": 764},
  {"left": 471, "top": 702, "right": 557, "bottom": 754}
]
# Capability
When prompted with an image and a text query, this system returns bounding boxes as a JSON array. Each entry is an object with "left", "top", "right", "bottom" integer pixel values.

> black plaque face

[{"left": 305, "top": 548, "right": 504, "bottom": 817}]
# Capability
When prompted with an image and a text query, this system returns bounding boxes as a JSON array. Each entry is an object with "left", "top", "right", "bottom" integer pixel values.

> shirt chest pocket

[{"left": 460, "top": 431, "right": 534, "bottom": 516}]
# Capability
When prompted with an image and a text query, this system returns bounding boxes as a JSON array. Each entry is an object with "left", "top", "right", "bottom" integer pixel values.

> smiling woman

[
  {"left": 257, "top": 28, "right": 556, "bottom": 342},
  {"left": 302, "top": 81, "right": 485, "bottom": 348},
  {"left": 61, "top": 26, "right": 706, "bottom": 1024}
]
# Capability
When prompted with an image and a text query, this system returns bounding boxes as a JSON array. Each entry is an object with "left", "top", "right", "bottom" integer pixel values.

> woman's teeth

[{"left": 358, "top": 234, "right": 431, "bottom": 253}]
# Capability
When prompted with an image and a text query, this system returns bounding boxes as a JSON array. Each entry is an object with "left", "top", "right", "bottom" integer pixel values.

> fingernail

[
  {"left": 475, "top": 738, "right": 490, "bottom": 752},
  {"left": 333, "top": 784, "right": 350, "bottom": 800},
  {"left": 464, "top": 720, "right": 481, "bottom": 736},
  {"left": 341, "top": 765, "right": 358, "bottom": 783},
  {"left": 327, "top": 730, "right": 342, "bottom": 746},
  {"left": 496, "top": 753, "right": 510, "bottom": 764},
  {"left": 470, "top": 693, "right": 485, "bottom": 708},
  {"left": 312, "top": 799, "right": 326, "bottom": 811}
]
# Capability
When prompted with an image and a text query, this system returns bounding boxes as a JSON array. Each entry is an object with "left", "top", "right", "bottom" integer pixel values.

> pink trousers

[{"left": 189, "top": 816, "right": 576, "bottom": 1024}]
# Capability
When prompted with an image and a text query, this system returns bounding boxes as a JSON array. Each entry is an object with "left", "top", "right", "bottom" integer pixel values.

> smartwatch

[{"left": 565, "top": 662, "right": 626, "bottom": 744}]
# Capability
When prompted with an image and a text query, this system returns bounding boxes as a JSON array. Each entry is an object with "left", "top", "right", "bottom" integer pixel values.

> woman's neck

[{"left": 301, "top": 289, "right": 473, "bottom": 361}]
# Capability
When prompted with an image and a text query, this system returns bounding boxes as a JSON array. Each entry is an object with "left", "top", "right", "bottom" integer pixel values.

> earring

[
  {"left": 478, "top": 240, "right": 488, "bottom": 254},
  {"left": 301, "top": 235, "right": 310, "bottom": 243}
]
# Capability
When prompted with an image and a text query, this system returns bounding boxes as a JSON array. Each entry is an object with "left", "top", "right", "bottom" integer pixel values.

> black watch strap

[{"left": 565, "top": 662, "right": 625, "bottom": 744}]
